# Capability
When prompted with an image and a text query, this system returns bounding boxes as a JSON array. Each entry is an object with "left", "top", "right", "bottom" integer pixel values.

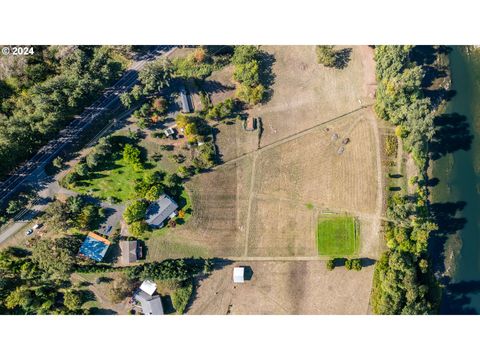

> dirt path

[{"left": 243, "top": 152, "right": 258, "bottom": 256}]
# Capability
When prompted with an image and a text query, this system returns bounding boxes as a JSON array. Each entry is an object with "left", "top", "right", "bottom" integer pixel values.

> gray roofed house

[
  {"left": 119, "top": 240, "right": 139, "bottom": 264},
  {"left": 134, "top": 290, "right": 164, "bottom": 315},
  {"left": 145, "top": 194, "right": 179, "bottom": 228}
]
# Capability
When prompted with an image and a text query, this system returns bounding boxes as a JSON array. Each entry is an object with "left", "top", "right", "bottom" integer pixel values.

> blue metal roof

[{"left": 78, "top": 234, "right": 110, "bottom": 262}]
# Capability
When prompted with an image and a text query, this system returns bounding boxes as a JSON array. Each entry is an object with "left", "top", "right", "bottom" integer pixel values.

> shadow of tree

[
  {"left": 429, "top": 113, "right": 473, "bottom": 160},
  {"left": 335, "top": 48, "right": 352, "bottom": 69},
  {"left": 428, "top": 201, "right": 467, "bottom": 275},
  {"left": 441, "top": 280, "right": 480, "bottom": 314}
]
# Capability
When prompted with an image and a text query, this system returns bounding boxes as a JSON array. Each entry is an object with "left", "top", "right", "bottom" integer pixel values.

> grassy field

[
  {"left": 72, "top": 157, "right": 151, "bottom": 202},
  {"left": 317, "top": 215, "right": 358, "bottom": 257}
]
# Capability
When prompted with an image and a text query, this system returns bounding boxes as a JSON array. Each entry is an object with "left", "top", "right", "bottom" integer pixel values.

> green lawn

[
  {"left": 317, "top": 215, "right": 358, "bottom": 257},
  {"left": 72, "top": 158, "right": 151, "bottom": 202}
]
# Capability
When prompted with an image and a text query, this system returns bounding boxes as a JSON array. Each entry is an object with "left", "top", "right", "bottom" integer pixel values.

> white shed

[
  {"left": 140, "top": 279, "right": 157, "bottom": 296},
  {"left": 233, "top": 267, "right": 245, "bottom": 283}
]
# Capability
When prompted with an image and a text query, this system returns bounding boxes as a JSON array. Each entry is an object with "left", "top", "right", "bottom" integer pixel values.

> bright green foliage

[
  {"left": 232, "top": 46, "right": 268, "bottom": 106},
  {"left": 192, "top": 142, "right": 216, "bottom": 170},
  {"left": 128, "top": 221, "right": 149, "bottom": 237},
  {"left": 316, "top": 46, "right": 336, "bottom": 67},
  {"left": 371, "top": 251, "right": 436, "bottom": 315},
  {"left": 63, "top": 290, "right": 83, "bottom": 311},
  {"left": 123, "top": 143, "right": 143, "bottom": 171},
  {"left": 123, "top": 200, "right": 148, "bottom": 224},
  {"left": 171, "top": 282, "right": 193, "bottom": 314},
  {"left": 317, "top": 216, "right": 358, "bottom": 257},
  {"left": 326, "top": 259, "right": 335, "bottom": 271},
  {"left": 205, "top": 98, "right": 235, "bottom": 120},
  {"left": 374, "top": 46, "right": 434, "bottom": 168}
]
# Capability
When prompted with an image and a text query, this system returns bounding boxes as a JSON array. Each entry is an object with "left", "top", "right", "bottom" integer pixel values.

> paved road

[
  {"left": 0, "top": 46, "right": 177, "bottom": 244},
  {"left": 0, "top": 46, "right": 174, "bottom": 207}
]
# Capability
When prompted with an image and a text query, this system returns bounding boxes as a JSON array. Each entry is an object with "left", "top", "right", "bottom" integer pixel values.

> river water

[{"left": 431, "top": 46, "right": 480, "bottom": 314}]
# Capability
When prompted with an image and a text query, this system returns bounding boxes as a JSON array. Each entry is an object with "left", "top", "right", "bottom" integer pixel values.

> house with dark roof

[
  {"left": 134, "top": 290, "right": 164, "bottom": 315},
  {"left": 145, "top": 194, "right": 178, "bottom": 228},
  {"left": 78, "top": 232, "right": 111, "bottom": 262},
  {"left": 119, "top": 240, "right": 141, "bottom": 265}
]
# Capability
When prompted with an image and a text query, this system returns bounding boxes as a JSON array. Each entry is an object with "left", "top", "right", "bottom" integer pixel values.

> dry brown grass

[{"left": 188, "top": 261, "right": 374, "bottom": 315}]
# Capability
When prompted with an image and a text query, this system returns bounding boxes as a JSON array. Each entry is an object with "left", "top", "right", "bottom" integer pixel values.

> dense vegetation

[
  {"left": 0, "top": 46, "right": 129, "bottom": 178},
  {"left": 0, "top": 245, "right": 89, "bottom": 314},
  {"left": 371, "top": 46, "right": 441, "bottom": 314},
  {"left": 231, "top": 46, "right": 272, "bottom": 106}
]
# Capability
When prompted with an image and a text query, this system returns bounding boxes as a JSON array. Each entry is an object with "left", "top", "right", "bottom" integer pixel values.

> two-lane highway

[{"left": 0, "top": 46, "right": 175, "bottom": 206}]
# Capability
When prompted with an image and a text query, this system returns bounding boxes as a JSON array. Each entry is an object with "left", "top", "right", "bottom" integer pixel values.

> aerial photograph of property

[{"left": 0, "top": 44, "right": 478, "bottom": 316}]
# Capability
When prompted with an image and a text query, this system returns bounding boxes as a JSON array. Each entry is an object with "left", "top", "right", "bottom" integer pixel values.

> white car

[
  {"left": 25, "top": 229, "right": 33, "bottom": 236},
  {"left": 32, "top": 223, "right": 41, "bottom": 230}
]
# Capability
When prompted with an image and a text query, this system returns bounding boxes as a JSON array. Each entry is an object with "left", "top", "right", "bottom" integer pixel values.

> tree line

[
  {"left": 371, "top": 46, "right": 441, "bottom": 314},
  {"left": 0, "top": 46, "right": 130, "bottom": 178}
]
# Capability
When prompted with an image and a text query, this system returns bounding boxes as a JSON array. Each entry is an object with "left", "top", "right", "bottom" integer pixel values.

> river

[{"left": 431, "top": 46, "right": 480, "bottom": 314}]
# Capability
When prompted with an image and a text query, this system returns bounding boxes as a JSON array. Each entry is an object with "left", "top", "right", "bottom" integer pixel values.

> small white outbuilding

[
  {"left": 140, "top": 279, "right": 157, "bottom": 296},
  {"left": 233, "top": 267, "right": 245, "bottom": 283}
]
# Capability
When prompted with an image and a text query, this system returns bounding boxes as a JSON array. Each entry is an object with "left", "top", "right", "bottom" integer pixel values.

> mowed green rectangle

[{"left": 317, "top": 216, "right": 358, "bottom": 257}]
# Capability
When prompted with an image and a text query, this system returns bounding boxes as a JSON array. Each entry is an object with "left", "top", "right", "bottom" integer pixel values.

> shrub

[
  {"left": 345, "top": 259, "right": 353, "bottom": 270},
  {"left": 351, "top": 259, "right": 362, "bottom": 271},
  {"left": 315, "top": 46, "right": 336, "bottom": 67},
  {"left": 326, "top": 259, "right": 335, "bottom": 271},
  {"left": 128, "top": 220, "right": 149, "bottom": 237},
  {"left": 385, "top": 135, "right": 398, "bottom": 157},
  {"left": 171, "top": 282, "right": 193, "bottom": 314}
]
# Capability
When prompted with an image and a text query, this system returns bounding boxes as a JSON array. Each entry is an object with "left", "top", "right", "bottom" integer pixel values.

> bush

[
  {"left": 351, "top": 259, "right": 362, "bottom": 271},
  {"left": 315, "top": 46, "right": 336, "bottom": 67},
  {"left": 108, "top": 275, "right": 134, "bottom": 303},
  {"left": 326, "top": 259, "right": 335, "bottom": 271},
  {"left": 171, "top": 282, "right": 193, "bottom": 314},
  {"left": 345, "top": 259, "right": 353, "bottom": 270},
  {"left": 128, "top": 220, "right": 149, "bottom": 237},
  {"left": 385, "top": 135, "right": 398, "bottom": 157}
]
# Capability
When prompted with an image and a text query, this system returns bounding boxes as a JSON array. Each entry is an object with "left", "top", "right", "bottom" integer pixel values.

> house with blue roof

[{"left": 78, "top": 232, "right": 111, "bottom": 262}]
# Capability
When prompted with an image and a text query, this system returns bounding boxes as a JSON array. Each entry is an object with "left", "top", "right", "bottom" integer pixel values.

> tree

[
  {"left": 75, "top": 162, "right": 89, "bottom": 177},
  {"left": 344, "top": 259, "right": 353, "bottom": 270},
  {"left": 52, "top": 156, "right": 63, "bottom": 169},
  {"left": 151, "top": 96, "right": 167, "bottom": 114},
  {"left": 145, "top": 184, "right": 164, "bottom": 202},
  {"left": 326, "top": 259, "right": 335, "bottom": 271},
  {"left": 171, "top": 283, "right": 193, "bottom": 314},
  {"left": 123, "top": 143, "right": 143, "bottom": 170},
  {"left": 6, "top": 198, "right": 25, "bottom": 215},
  {"left": 108, "top": 274, "right": 133, "bottom": 303},
  {"left": 236, "top": 83, "right": 265, "bottom": 106},
  {"left": 123, "top": 200, "right": 148, "bottom": 224},
  {"left": 86, "top": 151, "right": 101, "bottom": 169},
  {"left": 129, "top": 220, "right": 149, "bottom": 237},
  {"left": 63, "top": 290, "right": 82, "bottom": 311},
  {"left": 138, "top": 59, "right": 173, "bottom": 95},
  {"left": 315, "top": 46, "right": 336, "bottom": 67},
  {"left": 231, "top": 46, "right": 260, "bottom": 65},
  {"left": 31, "top": 237, "right": 80, "bottom": 279},
  {"left": 351, "top": 259, "right": 362, "bottom": 271},
  {"left": 120, "top": 92, "right": 133, "bottom": 108}
]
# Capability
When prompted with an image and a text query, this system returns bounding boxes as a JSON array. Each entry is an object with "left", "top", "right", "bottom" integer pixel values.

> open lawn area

[
  {"left": 72, "top": 157, "right": 154, "bottom": 202},
  {"left": 317, "top": 215, "right": 358, "bottom": 257}
]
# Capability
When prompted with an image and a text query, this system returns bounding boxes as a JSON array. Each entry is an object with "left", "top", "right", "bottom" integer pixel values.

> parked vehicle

[
  {"left": 32, "top": 223, "right": 42, "bottom": 230},
  {"left": 342, "top": 138, "right": 350, "bottom": 145},
  {"left": 25, "top": 229, "right": 33, "bottom": 236}
]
